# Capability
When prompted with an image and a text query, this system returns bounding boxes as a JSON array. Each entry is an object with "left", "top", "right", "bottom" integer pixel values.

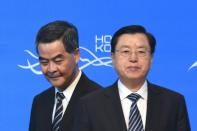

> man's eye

[
  {"left": 54, "top": 59, "right": 64, "bottom": 63},
  {"left": 138, "top": 51, "right": 146, "bottom": 54},
  {"left": 122, "top": 50, "right": 130, "bottom": 53},
  {"left": 40, "top": 61, "right": 48, "bottom": 65}
]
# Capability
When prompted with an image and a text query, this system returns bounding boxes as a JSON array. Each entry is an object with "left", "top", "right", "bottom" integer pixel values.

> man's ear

[
  {"left": 74, "top": 48, "right": 80, "bottom": 63},
  {"left": 111, "top": 52, "right": 115, "bottom": 65}
]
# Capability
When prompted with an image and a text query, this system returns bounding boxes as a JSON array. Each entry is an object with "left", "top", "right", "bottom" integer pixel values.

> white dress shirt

[
  {"left": 118, "top": 80, "right": 148, "bottom": 129},
  {"left": 52, "top": 70, "right": 82, "bottom": 122}
]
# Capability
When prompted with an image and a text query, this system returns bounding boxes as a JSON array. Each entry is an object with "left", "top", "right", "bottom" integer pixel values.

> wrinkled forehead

[{"left": 116, "top": 33, "right": 150, "bottom": 49}]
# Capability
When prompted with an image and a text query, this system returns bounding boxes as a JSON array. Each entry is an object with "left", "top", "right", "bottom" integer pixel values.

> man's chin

[
  {"left": 49, "top": 80, "right": 63, "bottom": 87},
  {"left": 124, "top": 75, "right": 142, "bottom": 80}
]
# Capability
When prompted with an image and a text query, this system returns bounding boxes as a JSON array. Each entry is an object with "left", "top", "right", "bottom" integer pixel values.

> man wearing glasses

[{"left": 73, "top": 25, "right": 191, "bottom": 131}]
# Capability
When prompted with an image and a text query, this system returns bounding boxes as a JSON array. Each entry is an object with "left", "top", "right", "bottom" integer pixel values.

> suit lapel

[
  {"left": 60, "top": 73, "right": 88, "bottom": 130},
  {"left": 145, "top": 82, "right": 162, "bottom": 131},
  {"left": 103, "top": 83, "right": 127, "bottom": 131},
  {"left": 43, "top": 88, "right": 55, "bottom": 131}
]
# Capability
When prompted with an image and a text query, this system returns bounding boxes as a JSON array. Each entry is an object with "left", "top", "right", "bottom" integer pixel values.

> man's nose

[
  {"left": 47, "top": 62, "right": 57, "bottom": 72},
  {"left": 128, "top": 52, "right": 138, "bottom": 63}
]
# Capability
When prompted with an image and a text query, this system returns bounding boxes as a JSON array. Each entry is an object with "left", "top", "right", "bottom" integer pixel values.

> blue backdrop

[{"left": 0, "top": 0, "right": 196, "bottom": 130}]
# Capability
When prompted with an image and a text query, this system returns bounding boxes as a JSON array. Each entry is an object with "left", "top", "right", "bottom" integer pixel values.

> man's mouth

[{"left": 127, "top": 66, "right": 140, "bottom": 71}]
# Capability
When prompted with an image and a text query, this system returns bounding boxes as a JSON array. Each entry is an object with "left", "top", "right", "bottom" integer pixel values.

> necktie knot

[
  {"left": 56, "top": 92, "right": 65, "bottom": 101},
  {"left": 127, "top": 93, "right": 141, "bottom": 103}
]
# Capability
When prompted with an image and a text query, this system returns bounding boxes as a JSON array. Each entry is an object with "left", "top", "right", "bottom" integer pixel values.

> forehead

[
  {"left": 116, "top": 33, "right": 150, "bottom": 49},
  {"left": 38, "top": 40, "right": 67, "bottom": 58}
]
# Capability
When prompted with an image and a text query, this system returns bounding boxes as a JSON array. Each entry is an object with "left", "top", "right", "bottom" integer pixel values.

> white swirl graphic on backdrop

[
  {"left": 17, "top": 50, "right": 42, "bottom": 75},
  {"left": 18, "top": 47, "right": 112, "bottom": 75},
  {"left": 188, "top": 61, "right": 197, "bottom": 71},
  {"left": 79, "top": 47, "right": 112, "bottom": 69}
]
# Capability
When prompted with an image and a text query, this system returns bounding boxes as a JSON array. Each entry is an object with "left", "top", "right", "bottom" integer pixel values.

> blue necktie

[
  {"left": 52, "top": 92, "right": 65, "bottom": 131},
  {"left": 127, "top": 93, "right": 144, "bottom": 131}
]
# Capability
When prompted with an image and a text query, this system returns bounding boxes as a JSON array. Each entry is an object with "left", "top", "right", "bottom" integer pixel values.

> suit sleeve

[
  {"left": 73, "top": 99, "right": 91, "bottom": 131},
  {"left": 176, "top": 95, "right": 191, "bottom": 131}
]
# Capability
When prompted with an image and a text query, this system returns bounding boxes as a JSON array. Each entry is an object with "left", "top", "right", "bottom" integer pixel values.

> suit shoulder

[
  {"left": 33, "top": 87, "right": 54, "bottom": 101},
  {"left": 80, "top": 86, "right": 111, "bottom": 101},
  {"left": 80, "top": 73, "right": 102, "bottom": 91},
  {"left": 84, "top": 78, "right": 102, "bottom": 89},
  {"left": 149, "top": 83, "right": 185, "bottom": 100}
]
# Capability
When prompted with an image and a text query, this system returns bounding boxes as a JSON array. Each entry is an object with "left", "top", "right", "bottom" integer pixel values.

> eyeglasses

[{"left": 115, "top": 48, "right": 150, "bottom": 58}]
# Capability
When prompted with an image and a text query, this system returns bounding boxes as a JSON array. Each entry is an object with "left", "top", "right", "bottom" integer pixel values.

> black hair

[
  {"left": 111, "top": 25, "right": 156, "bottom": 54},
  {"left": 35, "top": 20, "right": 78, "bottom": 53}
]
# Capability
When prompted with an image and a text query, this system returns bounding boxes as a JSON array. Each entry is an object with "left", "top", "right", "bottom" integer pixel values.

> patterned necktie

[
  {"left": 52, "top": 92, "right": 65, "bottom": 131},
  {"left": 127, "top": 93, "right": 144, "bottom": 131}
]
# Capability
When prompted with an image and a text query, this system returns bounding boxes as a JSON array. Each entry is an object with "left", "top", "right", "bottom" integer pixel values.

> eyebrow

[
  {"left": 39, "top": 54, "right": 64, "bottom": 61},
  {"left": 118, "top": 45, "right": 130, "bottom": 49},
  {"left": 119, "top": 46, "right": 148, "bottom": 49},
  {"left": 137, "top": 46, "right": 149, "bottom": 49},
  {"left": 39, "top": 56, "right": 46, "bottom": 61}
]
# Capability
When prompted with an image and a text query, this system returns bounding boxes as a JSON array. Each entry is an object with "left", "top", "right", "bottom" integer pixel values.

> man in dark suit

[
  {"left": 73, "top": 25, "right": 191, "bottom": 131},
  {"left": 29, "top": 20, "right": 101, "bottom": 131}
]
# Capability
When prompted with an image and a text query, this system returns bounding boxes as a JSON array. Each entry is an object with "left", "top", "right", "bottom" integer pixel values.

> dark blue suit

[
  {"left": 29, "top": 73, "right": 101, "bottom": 131},
  {"left": 74, "top": 82, "right": 190, "bottom": 131}
]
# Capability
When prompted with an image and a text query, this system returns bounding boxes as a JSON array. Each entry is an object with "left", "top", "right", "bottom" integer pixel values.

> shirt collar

[
  {"left": 55, "top": 70, "right": 82, "bottom": 100},
  {"left": 118, "top": 79, "right": 148, "bottom": 101}
]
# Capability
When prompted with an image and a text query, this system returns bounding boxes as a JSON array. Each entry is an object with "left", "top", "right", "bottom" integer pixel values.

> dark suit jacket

[
  {"left": 73, "top": 82, "right": 191, "bottom": 131},
  {"left": 29, "top": 73, "right": 101, "bottom": 131}
]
